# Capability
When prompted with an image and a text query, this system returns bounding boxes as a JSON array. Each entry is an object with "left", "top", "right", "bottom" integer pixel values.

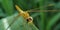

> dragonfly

[
  {"left": 6, "top": 5, "right": 60, "bottom": 30},
  {"left": 6, "top": 5, "right": 33, "bottom": 30}
]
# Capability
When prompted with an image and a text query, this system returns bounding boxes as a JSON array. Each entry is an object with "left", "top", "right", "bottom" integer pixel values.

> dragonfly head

[{"left": 26, "top": 16, "right": 33, "bottom": 23}]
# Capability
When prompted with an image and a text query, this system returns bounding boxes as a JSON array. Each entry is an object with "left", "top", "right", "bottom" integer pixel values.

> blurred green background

[{"left": 0, "top": 0, "right": 60, "bottom": 30}]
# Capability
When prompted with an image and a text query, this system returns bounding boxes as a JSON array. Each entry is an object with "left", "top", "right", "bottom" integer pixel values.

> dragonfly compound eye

[{"left": 26, "top": 17, "right": 33, "bottom": 23}]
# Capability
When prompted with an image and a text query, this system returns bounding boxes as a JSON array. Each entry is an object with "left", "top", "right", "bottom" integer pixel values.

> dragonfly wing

[
  {"left": 6, "top": 14, "right": 20, "bottom": 30},
  {"left": 26, "top": 10, "right": 60, "bottom": 12}
]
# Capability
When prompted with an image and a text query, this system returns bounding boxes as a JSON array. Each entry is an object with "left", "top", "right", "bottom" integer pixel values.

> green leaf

[
  {"left": 46, "top": 12, "right": 60, "bottom": 30},
  {"left": 39, "top": 0, "right": 46, "bottom": 30},
  {"left": 54, "top": 23, "right": 60, "bottom": 30},
  {"left": 0, "top": 8, "right": 6, "bottom": 17},
  {"left": 54, "top": 2, "right": 60, "bottom": 10},
  {"left": 1, "top": 0, "right": 14, "bottom": 16}
]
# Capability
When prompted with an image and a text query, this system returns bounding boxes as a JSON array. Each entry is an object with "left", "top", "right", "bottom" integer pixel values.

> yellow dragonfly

[
  {"left": 6, "top": 4, "right": 60, "bottom": 30},
  {"left": 6, "top": 5, "right": 34, "bottom": 30},
  {"left": 15, "top": 5, "right": 33, "bottom": 23}
]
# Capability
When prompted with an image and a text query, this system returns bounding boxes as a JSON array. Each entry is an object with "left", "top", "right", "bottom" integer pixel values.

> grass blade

[{"left": 46, "top": 12, "right": 60, "bottom": 30}]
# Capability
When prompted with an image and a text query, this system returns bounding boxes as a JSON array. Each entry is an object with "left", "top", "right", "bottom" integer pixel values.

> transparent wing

[
  {"left": 26, "top": 9, "right": 60, "bottom": 12},
  {"left": 6, "top": 14, "right": 20, "bottom": 30}
]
